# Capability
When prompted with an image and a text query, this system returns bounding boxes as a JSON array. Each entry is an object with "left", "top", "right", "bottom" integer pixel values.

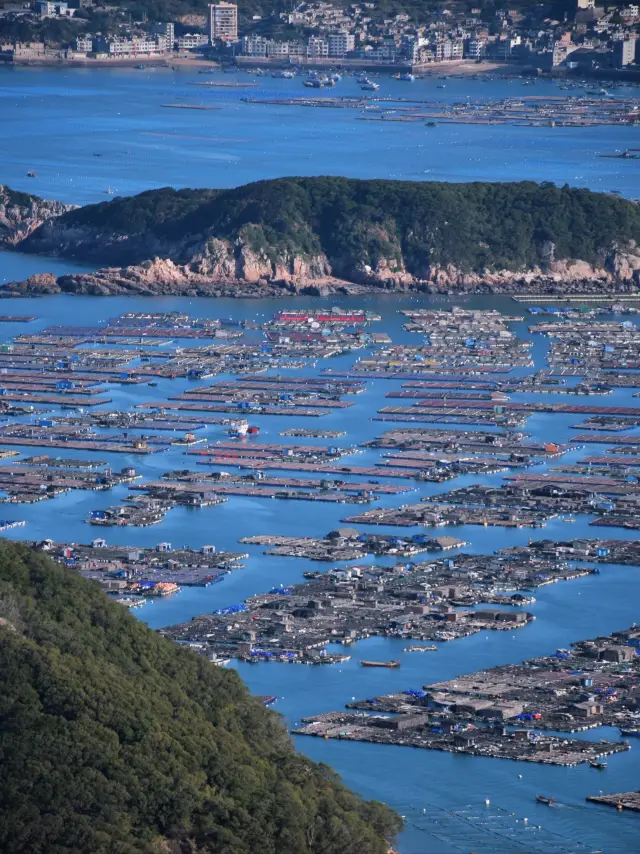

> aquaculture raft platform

[{"left": 587, "top": 792, "right": 640, "bottom": 812}]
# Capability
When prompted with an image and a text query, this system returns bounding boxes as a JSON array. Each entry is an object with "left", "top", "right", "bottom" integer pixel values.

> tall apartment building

[
  {"left": 307, "top": 36, "right": 329, "bottom": 57},
  {"left": 327, "top": 32, "right": 355, "bottom": 57},
  {"left": 151, "top": 22, "right": 175, "bottom": 51},
  {"left": 614, "top": 37, "right": 636, "bottom": 67},
  {"left": 208, "top": 3, "right": 238, "bottom": 43}
]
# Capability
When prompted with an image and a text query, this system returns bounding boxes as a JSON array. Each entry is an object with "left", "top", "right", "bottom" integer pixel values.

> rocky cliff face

[
  {"left": 326, "top": 240, "right": 640, "bottom": 294},
  {"left": 7, "top": 241, "right": 640, "bottom": 298},
  {"left": 0, "top": 186, "right": 74, "bottom": 248}
]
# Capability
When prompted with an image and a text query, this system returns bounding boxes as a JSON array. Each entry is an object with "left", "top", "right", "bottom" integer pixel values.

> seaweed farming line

[{"left": 396, "top": 803, "right": 609, "bottom": 854}]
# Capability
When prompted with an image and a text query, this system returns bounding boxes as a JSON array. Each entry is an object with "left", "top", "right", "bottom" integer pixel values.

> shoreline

[
  {"left": 4, "top": 272, "right": 640, "bottom": 299},
  {"left": 3, "top": 56, "right": 638, "bottom": 84},
  {"left": 0, "top": 54, "right": 220, "bottom": 70},
  {"left": 0, "top": 54, "right": 515, "bottom": 75}
]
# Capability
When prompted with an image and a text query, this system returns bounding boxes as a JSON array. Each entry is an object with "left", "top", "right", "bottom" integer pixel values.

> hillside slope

[
  {"left": 0, "top": 540, "right": 401, "bottom": 854},
  {"left": 7, "top": 177, "right": 640, "bottom": 295}
]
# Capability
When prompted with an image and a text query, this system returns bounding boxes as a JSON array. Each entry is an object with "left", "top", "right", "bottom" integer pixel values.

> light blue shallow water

[{"left": 1, "top": 65, "right": 640, "bottom": 854}]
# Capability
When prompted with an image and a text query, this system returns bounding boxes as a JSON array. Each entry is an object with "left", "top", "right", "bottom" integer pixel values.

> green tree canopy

[{"left": 0, "top": 540, "right": 401, "bottom": 854}]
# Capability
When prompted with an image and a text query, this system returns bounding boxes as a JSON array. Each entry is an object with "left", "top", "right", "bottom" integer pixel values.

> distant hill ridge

[
  {"left": 4, "top": 177, "right": 640, "bottom": 295},
  {"left": 0, "top": 539, "right": 401, "bottom": 854}
]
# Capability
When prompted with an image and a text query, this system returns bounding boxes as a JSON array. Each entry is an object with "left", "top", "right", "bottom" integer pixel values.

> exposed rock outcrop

[
  {"left": 7, "top": 243, "right": 640, "bottom": 298},
  {"left": 0, "top": 186, "right": 74, "bottom": 248}
]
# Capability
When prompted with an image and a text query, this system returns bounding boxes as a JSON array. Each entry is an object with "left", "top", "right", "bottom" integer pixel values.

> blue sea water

[
  {"left": 1, "top": 65, "right": 640, "bottom": 854},
  {"left": 1, "top": 65, "right": 639, "bottom": 204}
]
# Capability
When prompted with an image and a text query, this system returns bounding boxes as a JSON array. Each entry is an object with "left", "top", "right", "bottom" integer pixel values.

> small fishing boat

[
  {"left": 536, "top": 795, "right": 556, "bottom": 805},
  {"left": 619, "top": 727, "right": 640, "bottom": 737},
  {"left": 589, "top": 760, "right": 607, "bottom": 769}
]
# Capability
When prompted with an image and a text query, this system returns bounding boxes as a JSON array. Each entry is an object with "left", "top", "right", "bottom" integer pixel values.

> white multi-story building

[
  {"left": 242, "top": 34, "right": 268, "bottom": 56},
  {"left": 176, "top": 33, "right": 209, "bottom": 50},
  {"left": 266, "top": 40, "right": 289, "bottom": 57},
  {"left": 327, "top": 32, "right": 355, "bottom": 57},
  {"left": 433, "top": 38, "right": 464, "bottom": 61},
  {"left": 268, "top": 40, "right": 304, "bottom": 57},
  {"left": 307, "top": 36, "right": 329, "bottom": 57},
  {"left": 12, "top": 41, "right": 46, "bottom": 57},
  {"left": 35, "top": 1, "right": 73, "bottom": 18},
  {"left": 208, "top": 3, "right": 238, "bottom": 43},
  {"left": 74, "top": 35, "right": 93, "bottom": 53},
  {"left": 94, "top": 36, "right": 166, "bottom": 56},
  {"left": 466, "top": 38, "right": 487, "bottom": 59},
  {"left": 402, "top": 35, "right": 430, "bottom": 63},
  {"left": 365, "top": 42, "right": 397, "bottom": 61}
]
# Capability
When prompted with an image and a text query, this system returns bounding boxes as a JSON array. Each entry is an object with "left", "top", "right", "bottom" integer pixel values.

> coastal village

[{"left": 0, "top": 0, "right": 639, "bottom": 74}]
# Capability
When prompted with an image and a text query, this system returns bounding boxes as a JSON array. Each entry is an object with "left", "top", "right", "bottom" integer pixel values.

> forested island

[
  {"left": 0, "top": 539, "right": 401, "bottom": 854},
  {"left": 2, "top": 177, "right": 640, "bottom": 296}
]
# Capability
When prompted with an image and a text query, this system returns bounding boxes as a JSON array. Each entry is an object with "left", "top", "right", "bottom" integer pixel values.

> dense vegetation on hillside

[
  {"left": 0, "top": 541, "right": 400, "bottom": 854},
  {"left": 44, "top": 177, "right": 640, "bottom": 274},
  {"left": 69, "top": 186, "right": 221, "bottom": 235}
]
